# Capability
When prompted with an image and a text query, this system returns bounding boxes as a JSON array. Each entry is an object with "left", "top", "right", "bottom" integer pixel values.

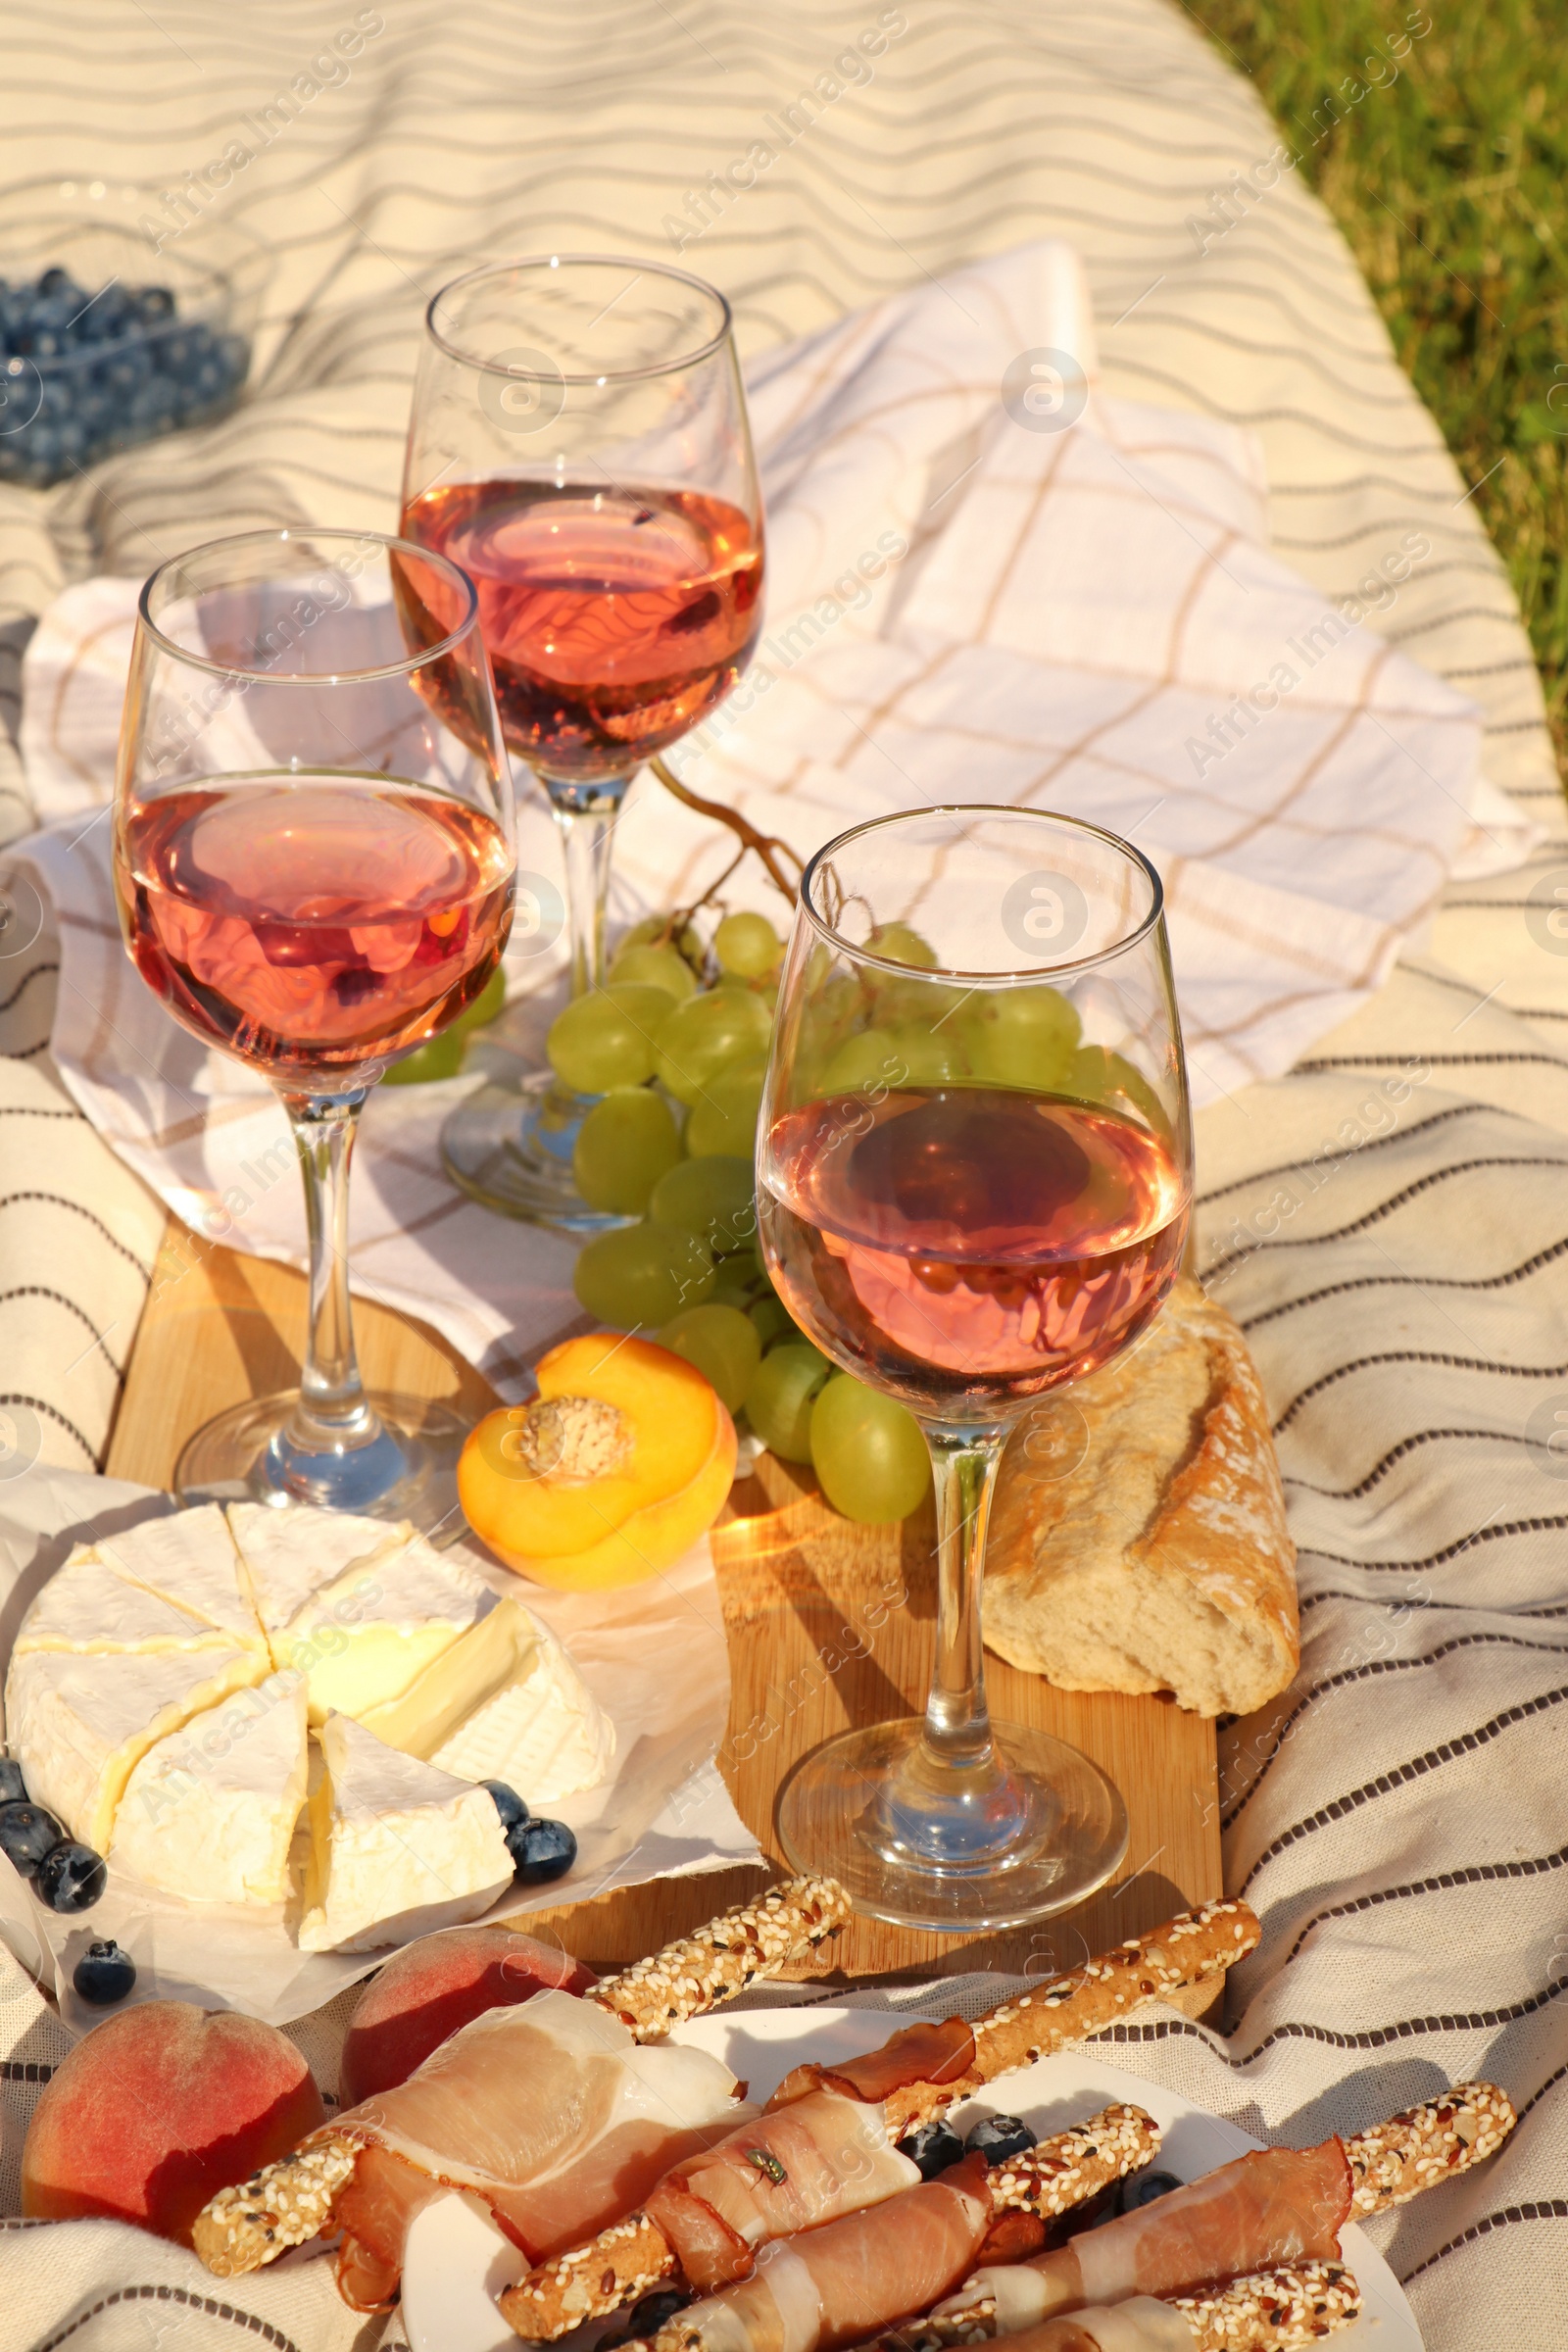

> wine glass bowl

[
  {"left": 757, "top": 807, "right": 1193, "bottom": 1930},
  {"left": 114, "top": 528, "right": 515, "bottom": 1529},
  {"left": 400, "top": 255, "right": 764, "bottom": 1226}
]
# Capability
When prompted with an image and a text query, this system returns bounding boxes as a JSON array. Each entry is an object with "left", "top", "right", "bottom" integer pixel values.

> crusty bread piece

[{"left": 984, "top": 1277, "right": 1298, "bottom": 1716}]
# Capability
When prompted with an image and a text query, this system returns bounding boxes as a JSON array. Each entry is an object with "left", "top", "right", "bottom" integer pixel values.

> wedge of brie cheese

[
  {"left": 428, "top": 1613, "right": 614, "bottom": 1806},
  {"left": 111, "top": 1670, "right": 309, "bottom": 1905},
  {"left": 271, "top": 1532, "right": 492, "bottom": 1726},
  {"left": 14, "top": 1545, "right": 244, "bottom": 1655},
  {"left": 227, "top": 1502, "right": 409, "bottom": 1638},
  {"left": 5, "top": 1645, "right": 270, "bottom": 1852},
  {"left": 298, "top": 1712, "right": 514, "bottom": 1952},
  {"left": 94, "top": 1504, "right": 262, "bottom": 1647}
]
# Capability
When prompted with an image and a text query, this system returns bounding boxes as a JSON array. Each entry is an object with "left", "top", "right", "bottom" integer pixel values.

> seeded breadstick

[
  {"left": 191, "top": 2135, "right": 357, "bottom": 2278},
  {"left": 1169, "top": 2259, "right": 1362, "bottom": 2351},
  {"left": 987, "top": 2105, "right": 1162, "bottom": 2220},
  {"left": 588, "top": 1876, "right": 854, "bottom": 2038},
  {"left": 927, "top": 1903, "right": 1258, "bottom": 2130},
  {"left": 1345, "top": 2081, "right": 1515, "bottom": 2214}
]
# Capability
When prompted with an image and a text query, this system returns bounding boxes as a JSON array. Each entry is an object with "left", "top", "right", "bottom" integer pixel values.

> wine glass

[
  {"left": 399, "top": 253, "right": 764, "bottom": 1229},
  {"left": 757, "top": 807, "right": 1193, "bottom": 1931},
  {"left": 114, "top": 527, "right": 515, "bottom": 1532}
]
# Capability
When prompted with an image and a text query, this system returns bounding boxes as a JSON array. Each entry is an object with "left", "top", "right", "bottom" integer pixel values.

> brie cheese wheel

[
  {"left": 93, "top": 1504, "right": 261, "bottom": 1647},
  {"left": 111, "top": 1670, "right": 310, "bottom": 1905},
  {"left": 298, "top": 1712, "right": 514, "bottom": 1953},
  {"left": 5, "top": 1644, "right": 270, "bottom": 1852},
  {"left": 429, "top": 1615, "right": 614, "bottom": 1807},
  {"left": 273, "top": 1533, "right": 492, "bottom": 1726},
  {"left": 228, "top": 1502, "right": 409, "bottom": 1636},
  {"left": 14, "top": 1545, "right": 244, "bottom": 1655}
]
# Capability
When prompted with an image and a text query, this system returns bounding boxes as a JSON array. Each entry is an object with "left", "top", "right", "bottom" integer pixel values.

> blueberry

[
  {"left": 0, "top": 1801, "right": 64, "bottom": 1875},
  {"left": 631, "top": 2289, "right": 692, "bottom": 2335},
  {"left": 137, "top": 285, "right": 175, "bottom": 321},
  {"left": 37, "top": 266, "right": 73, "bottom": 297},
  {"left": 507, "top": 1816, "right": 576, "bottom": 1885},
  {"left": 35, "top": 1840, "right": 107, "bottom": 1912},
  {"left": 483, "top": 1780, "right": 529, "bottom": 1830},
  {"left": 0, "top": 1758, "right": 26, "bottom": 1805},
  {"left": 964, "top": 2115, "right": 1037, "bottom": 2166},
  {"left": 1119, "top": 2169, "right": 1181, "bottom": 2211},
  {"left": 74, "top": 1938, "right": 136, "bottom": 2005},
  {"left": 897, "top": 2119, "right": 964, "bottom": 2180}
]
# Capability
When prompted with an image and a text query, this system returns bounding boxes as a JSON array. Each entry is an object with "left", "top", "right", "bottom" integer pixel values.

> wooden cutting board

[{"left": 107, "top": 1216, "right": 1221, "bottom": 1991}]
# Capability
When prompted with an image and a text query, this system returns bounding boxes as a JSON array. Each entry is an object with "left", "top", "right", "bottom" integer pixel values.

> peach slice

[{"left": 459, "top": 1333, "right": 736, "bottom": 1590}]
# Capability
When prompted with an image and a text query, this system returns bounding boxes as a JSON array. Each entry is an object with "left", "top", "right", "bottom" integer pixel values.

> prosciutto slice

[
  {"left": 647, "top": 2089, "right": 923, "bottom": 2290},
  {"left": 766, "top": 2019, "right": 976, "bottom": 2111},
  {"left": 322, "top": 1989, "right": 750, "bottom": 2309},
  {"left": 938, "top": 2140, "right": 1351, "bottom": 2331},
  {"left": 670, "top": 2152, "right": 994, "bottom": 2352}
]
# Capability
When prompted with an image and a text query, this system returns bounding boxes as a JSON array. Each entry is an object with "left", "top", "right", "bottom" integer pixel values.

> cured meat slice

[
  {"left": 662, "top": 2153, "right": 994, "bottom": 2352},
  {"left": 767, "top": 2019, "right": 977, "bottom": 2112},
  {"left": 936, "top": 2141, "right": 1350, "bottom": 2333},
  {"left": 647, "top": 2089, "right": 922, "bottom": 2290},
  {"left": 324, "top": 1989, "right": 747, "bottom": 2307}
]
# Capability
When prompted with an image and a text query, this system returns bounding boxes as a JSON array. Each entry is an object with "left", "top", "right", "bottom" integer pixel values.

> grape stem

[{"left": 649, "top": 755, "right": 805, "bottom": 908}]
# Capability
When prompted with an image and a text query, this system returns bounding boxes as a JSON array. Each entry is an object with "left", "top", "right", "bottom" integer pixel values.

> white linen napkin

[{"left": 12, "top": 239, "right": 1533, "bottom": 1385}]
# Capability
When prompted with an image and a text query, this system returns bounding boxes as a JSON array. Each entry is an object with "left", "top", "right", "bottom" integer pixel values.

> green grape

[
  {"left": 657, "top": 1302, "right": 761, "bottom": 1411},
  {"left": 608, "top": 941, "right": 699, "bottom": 1003},
  {"left": 868, "top": 921, "right": 938, "bottom": 969},
  {"left": 749, "top": 1294, "right": 796, "bottom": 1349},
  {"left": 887, "top": 1022, "right": 969, "bottom": 1085},
  {"left": 684, "top": 1060, "right": 765, "bottom": 1158},
  {"left": 620, "top": 913, "right": 704, "bottom": 962},
  {"left": 573, "top": 1220, "right": 715, "bottom": 1328},
  {"left": 810, "top": 1375, "right": 930, "bottom": 1522},
  {"left": 649, "top": 1154, "right": 757, "bottom": 1256},
  {"left": 962, "top": 984, "right": 1082, "bottom": 1091},
  {"left": 547, "top": 984, "right": 670, "bottom": 1093},
  {"left": 820, "top": 1028, "right": 901, "bottom": 1095},
  {"left": 571, "top": 1087, "right": 682, "bottom": 1215},
  {"left": 383, "top": 966, "right": 506, "bottom": 1085},
  {"left": 710, "top": 1264, "right": 763, "bottom": 1311},
  {"left": 1065, "top": 1044, "right": 1171, "bottom": 1135},
  {"left": 655, "top": 987, "right": 773, "bottom": 1105},
  {"left": 745, "top": 1343, "right": 832, "bottom": 1461},
  {"left": 713, "top": 910, "right": 782, "bottom": 978}
]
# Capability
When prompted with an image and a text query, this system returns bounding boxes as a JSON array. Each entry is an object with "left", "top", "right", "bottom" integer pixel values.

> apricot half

[{"left": 459, "top": 1332, "right": 736, "bottom": 1590}]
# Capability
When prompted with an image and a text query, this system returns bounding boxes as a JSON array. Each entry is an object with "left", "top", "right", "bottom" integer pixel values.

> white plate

[{"left": 402, "top": 2004, "right": 1423, "bottom": 2352}]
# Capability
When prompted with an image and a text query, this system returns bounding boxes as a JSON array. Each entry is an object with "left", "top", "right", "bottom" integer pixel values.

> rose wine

[
  {"left": 760, "top": 1087, "right": 1188, "bottom": 1413},
  {"left": 117, "top": 776, "right": 514, "bottom": 1081},
  {"left": 399, "top": 480, "right": 762, "bottom": 781}
]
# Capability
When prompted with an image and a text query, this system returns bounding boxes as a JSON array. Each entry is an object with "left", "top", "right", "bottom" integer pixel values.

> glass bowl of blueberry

[{"left": 0, "top": 173, "right": 268, "bottom": 486}]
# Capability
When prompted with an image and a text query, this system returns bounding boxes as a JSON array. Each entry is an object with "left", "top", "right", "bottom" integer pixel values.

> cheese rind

[
  {"left": 5, "top": 1645, "right": 270, "bottom": 1852},
  {"left": 428, "top": 1612, "right": 614, "bottom": 1806},
  {"left": 111, "top": 1671, "right": 310, "bottom": 1905},
  {"left": 14, "top": 1545, "right": 247, "bottom": 1655},
  {"left": 227, "top": 1503, "right": 409, "bottom": 1637},
  {"left": 93, "top": 1504, "right": 260, "bottom": 1645},
  {"left": 297, "top": 1712, "right": 514, "bottom": 1953}
]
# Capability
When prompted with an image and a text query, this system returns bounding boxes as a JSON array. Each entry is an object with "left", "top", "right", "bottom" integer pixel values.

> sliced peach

[{"left": 459, "top": 1333, "right": 736, "bottom": 1591}]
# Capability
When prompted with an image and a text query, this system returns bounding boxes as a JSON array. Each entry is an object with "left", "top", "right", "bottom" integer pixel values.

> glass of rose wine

[
  {"left": 400, "top": 254, "right": 764, "bottom": 1228},
  {"left": 113, "top": 527, "right": 515, "bottom": 1531},
  {"left": 758, "top": 807, "right": 1193, "bottom": 1930}
]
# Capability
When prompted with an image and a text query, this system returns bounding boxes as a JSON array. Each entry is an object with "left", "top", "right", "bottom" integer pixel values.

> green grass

[{"left": 1178, "top": 0, "right": 1568, "bottom": 772}]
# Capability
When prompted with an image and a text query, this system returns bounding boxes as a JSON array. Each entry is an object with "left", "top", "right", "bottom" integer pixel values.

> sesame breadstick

[
  {"left": 1345, "top": 2081, "right": 1515, "bottom": 2214},
  {"left": 986, "top": 2106, "right": 1162, "bottom": 2221},
  {"left": 840, "top": 2262, "right": 1360, "bottom": 2352},
  {"left": 588, "top": 1876, "right": 853, "bottom": 2039},
  {"left": 191, "top": 2136, "right": 358, "bottom": 2278}
]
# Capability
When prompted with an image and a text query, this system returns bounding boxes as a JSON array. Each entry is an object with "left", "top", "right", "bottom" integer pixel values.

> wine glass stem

[
  {"left": 922, "top": 1426, "right": 1007, "bottom": 1774},
  {"left": 550, "top": 777, "right": 633, "bottom": 998},
  {"left": 278, "top": 1088, "right": 377, "bottom": 1452}
]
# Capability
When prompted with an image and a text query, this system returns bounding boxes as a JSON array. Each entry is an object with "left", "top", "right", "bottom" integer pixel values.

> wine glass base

[
  {"left": 440, "top": 1070, "right": 635, "bottom": 1232},
  {"left": 174, "top": 1389, "right": 469, "bottom": 1542},
  {"left": 776, "top": 1717, "right": 1129, "bottom": 1933}
]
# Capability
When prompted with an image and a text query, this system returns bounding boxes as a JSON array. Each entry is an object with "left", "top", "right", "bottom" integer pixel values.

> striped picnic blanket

[{"left": 0, "top": 5, "right": 1563, "bottom": 2349}]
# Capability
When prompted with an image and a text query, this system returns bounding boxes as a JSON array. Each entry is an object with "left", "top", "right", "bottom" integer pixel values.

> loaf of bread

[{"left": 983, "top": 1278, "right": 1298, "bottom": 1716}]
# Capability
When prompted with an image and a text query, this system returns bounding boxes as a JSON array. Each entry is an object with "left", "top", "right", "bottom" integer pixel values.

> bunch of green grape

[{"left": 564, "top": 910, "right": 930, "bottom": 1527}]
